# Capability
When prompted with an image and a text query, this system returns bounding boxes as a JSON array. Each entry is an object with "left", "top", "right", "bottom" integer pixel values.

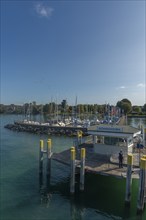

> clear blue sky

[{"left": 1, "top": 0, "right": 145, "bottom": 106}]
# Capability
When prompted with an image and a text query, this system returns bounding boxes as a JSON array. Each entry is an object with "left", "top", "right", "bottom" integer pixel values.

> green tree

[
  {"left": 61, "top": 100, "right": 67, "bottom": 113},
  {"left": 43, "top": 104, "right": 50, "bottom": 114},
  {"left": 143, "top": 104, "right": 146, "bottom": 112},
  {"left": 122, "top": 102, "right": 131, "bottom": 114},
  {"left": 84, "top": 105, "right": 88, "bottom": 113},
  {"left": 32, "top": 105, "right": 39, "bottom": 115},
  {"left": 0, "top": 104, "right": 5, "bottom": 113},
  {"left": 116, "top": 101, "right": 122, "bottom": 109},
  {"left": 116, "top": 98, "right": 132, "bottom": 114},
  {"left": 132, "top": 106, "right": 141, "bottom": 113},
  {"left": 121, "top": 98, "right": 132, "bottom": 105},
  {"left": 77, "top": 104, "right": 84, "bottom": 114}
]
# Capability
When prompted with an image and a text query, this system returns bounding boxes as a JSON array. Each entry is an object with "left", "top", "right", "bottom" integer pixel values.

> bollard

[
  {"left": 71, "top": 146, "right": 75, "bottom": 151},
  {"left": 46, "top": 139, "right": 52, "bottom": 184},
  {"left": 80, "top": 148, "right": 86, "bottom": 191},
  {"left": 125, "top": 154, "right": 133, "bottom": 205},
  {"left": 77, "top": 131, "right": 82, "bottom": 145},
  {"left": 70, "top": 148, "right": 76, "bottom": 194},
  {"left": 137, "top": 158, "right": 146, "bottom": 212},
  {"left": 39, "top": 140, "right": 44, "bottom": 185}
]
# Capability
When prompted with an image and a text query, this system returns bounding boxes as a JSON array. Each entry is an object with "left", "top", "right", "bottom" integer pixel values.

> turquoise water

[
  {"left": 128, "top": 117, "right": 146, "bottom": 129},
  {"left": 0, "top": 115, "right": 146, "bottom": 220}
]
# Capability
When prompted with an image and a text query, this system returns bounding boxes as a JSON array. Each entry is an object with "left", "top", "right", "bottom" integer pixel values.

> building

[{"left": 88, "top": 125, "right": 141, "bottom": 155}]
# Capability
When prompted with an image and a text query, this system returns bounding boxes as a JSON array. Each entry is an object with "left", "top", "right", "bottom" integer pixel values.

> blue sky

[{"left": 1, "top": 0, "right": 145, "bottom": 106}]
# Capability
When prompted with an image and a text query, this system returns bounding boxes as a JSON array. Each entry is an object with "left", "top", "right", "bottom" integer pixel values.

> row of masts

[{"left": 22, "top": 100, "right": 122, "bottom": 127}]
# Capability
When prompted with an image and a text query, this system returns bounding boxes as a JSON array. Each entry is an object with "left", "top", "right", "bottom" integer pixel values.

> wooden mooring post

[
  {"left": 77, "top": 131, "right": 83, "bottom": 145},
  {"left": 39, "top": 140, "right": 44, "bottom": 185},
  {"left": 80, "top": 148, "right": 86, "bottom": 191},
  {"left": 70, "top": 147, "right": 76, "bottom": 194},
  {"left": 125, "top": 154, "right": 133, "bottom": 205},
  {"left": 137, "top": 157, "right": 146, "bottom": 213},
  {"left": 39, "top": 139, "right": 52, "bottom": 187},
  {"left": 46, "top": 139, "right": 52, "bottom": 184}
]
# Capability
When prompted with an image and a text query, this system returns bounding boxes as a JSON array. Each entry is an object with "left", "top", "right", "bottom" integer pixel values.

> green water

[{"left": 0, "top": 115, "right": 146, "bottom": 220}]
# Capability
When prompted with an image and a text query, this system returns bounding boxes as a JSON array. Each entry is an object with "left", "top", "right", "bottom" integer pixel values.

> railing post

[
  {"left": 80, "top": 148, "right": 86, "bottom": 191},
  {"left": 125, "top": 154, "right": 133, "bottom": 205}
]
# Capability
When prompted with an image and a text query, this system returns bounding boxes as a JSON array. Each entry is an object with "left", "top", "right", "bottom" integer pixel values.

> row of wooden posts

[
  {"left": 39, "top": 139, "right": 52, "bottom": 186},
  {"left": 39, "top": 139, "right": 146, "bottom": 213},
  {"left": 125, "top": 154, "right": 146, "bottom": 213}
]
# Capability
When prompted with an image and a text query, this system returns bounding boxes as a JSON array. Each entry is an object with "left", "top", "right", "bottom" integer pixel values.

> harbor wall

[{"left": 4, "top": 122, "right": 88, "bottom": 136}]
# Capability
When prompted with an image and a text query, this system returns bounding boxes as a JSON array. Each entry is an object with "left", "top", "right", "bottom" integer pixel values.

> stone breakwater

[
  {"left": 4, "top": 122, "right": 88, "bottom": 136},
  {"left": 4, "top": 116, "right": 126, "bottom": 136}
]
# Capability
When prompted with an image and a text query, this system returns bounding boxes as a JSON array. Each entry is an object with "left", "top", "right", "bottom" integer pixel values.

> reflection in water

[
  {"left": 39, "top": 161, "right": 52, "bottom": 206},
  {"left": 128, "top": 118, "right": 146, "bottom": 128},
  {"left": 70, "top": 196, "right": 85, "bottom": 220},
  {"left": 39, "top": 168, "right": 145, "bottom": 219}
]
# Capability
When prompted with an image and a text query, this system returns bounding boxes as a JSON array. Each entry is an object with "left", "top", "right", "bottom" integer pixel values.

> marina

[
  {"left": 1, "top": 114, "right": 146, "bottom": 220},
  {"left": 4, "top": 114, "right": 122, "bottom": 136},
  {"left": 4, "top": 116, "right": 146, "bottom": 181}
]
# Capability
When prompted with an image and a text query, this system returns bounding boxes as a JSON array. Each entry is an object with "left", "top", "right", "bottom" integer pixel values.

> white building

[{"left": 87, "top": 125, "right": 141, "bottom": 155}]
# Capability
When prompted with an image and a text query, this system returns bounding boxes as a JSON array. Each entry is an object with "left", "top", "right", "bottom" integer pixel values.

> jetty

[
  {"left": 39, "top": 119, "right": 146, "bottom": 212},
  {"left": 52, "top": 130, "right": 145, "bottom": 180},
  {"left": 4, "top": 121, "right": 88, "bottom": 136},
  {"left": 52, "top": 143, "right": 146, "bottom": 179}
]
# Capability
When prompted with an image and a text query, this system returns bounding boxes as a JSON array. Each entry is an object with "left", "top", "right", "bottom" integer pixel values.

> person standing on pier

[{"left": 118, "top": 150, "right": 123, "bottom": 168}]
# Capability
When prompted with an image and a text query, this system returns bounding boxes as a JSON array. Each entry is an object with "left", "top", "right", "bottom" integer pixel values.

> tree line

[{"left": 0, "top": 99, "right": 146, "bottom": 116}]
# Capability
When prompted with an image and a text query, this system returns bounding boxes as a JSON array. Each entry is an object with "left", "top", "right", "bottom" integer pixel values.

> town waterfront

[{"left": 0, "top": 115, "right": 146, "bottom": 220}]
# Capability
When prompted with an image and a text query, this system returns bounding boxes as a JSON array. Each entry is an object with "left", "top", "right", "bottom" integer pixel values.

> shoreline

[{"left": 127, "top": 115, "right": 146, "bottom": 118}]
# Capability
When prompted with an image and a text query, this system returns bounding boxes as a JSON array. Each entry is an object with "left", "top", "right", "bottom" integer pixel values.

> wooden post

[
  {"left": 77, "top": 131, "right": 82, "bottom": 145},
  {"left": 137, "top": 158, "right": 146, "bottom": 213},
  {"left": 125, "top": 154, "right": 133, "bottom": 205},
  {"left": 142, "top": 125, "right": 145, "bottom": 148},
  {"left": 46, "top": 139, "right": 52, "bottom": 185},
  {"left": 39, "top": 140, "right": 44, "bottom": 185},
  {"left": 80, "top": 148, "right": 86, "bottom": 191},
  {"left": 70, "top": 147, "right": 76, "bottom": 194}
]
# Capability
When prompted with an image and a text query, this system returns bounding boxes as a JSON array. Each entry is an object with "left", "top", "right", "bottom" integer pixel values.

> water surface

[{"left": 0, "top": 115, "right": 146, "bottom": 220}]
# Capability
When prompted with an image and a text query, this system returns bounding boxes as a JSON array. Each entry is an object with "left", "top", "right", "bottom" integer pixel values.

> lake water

[{"left": 0, "top": 115, "right": 146, "bottom": 220}]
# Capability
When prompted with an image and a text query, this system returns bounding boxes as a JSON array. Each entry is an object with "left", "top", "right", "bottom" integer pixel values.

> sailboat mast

[{"left": 75, "top": 96, "right": 77, "bottom": 119}]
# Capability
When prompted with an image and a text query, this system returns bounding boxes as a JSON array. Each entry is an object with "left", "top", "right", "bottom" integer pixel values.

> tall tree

[{"left": 116, "top": 98, "right": 132, "bottom": 114}]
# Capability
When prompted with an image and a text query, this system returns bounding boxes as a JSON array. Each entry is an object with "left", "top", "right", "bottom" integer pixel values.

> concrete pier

[{"left": 52, "top": 143, "right": 146, "bottom": 179}]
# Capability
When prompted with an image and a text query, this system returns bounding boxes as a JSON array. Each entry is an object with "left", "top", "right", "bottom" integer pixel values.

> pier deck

[{"left": 52, "top": 143, "right": 146, "bottom": 179}]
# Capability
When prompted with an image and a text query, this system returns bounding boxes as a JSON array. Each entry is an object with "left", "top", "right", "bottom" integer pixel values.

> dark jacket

[{"left": 119, "top": 152, "right": 123, "bottom": 161}]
